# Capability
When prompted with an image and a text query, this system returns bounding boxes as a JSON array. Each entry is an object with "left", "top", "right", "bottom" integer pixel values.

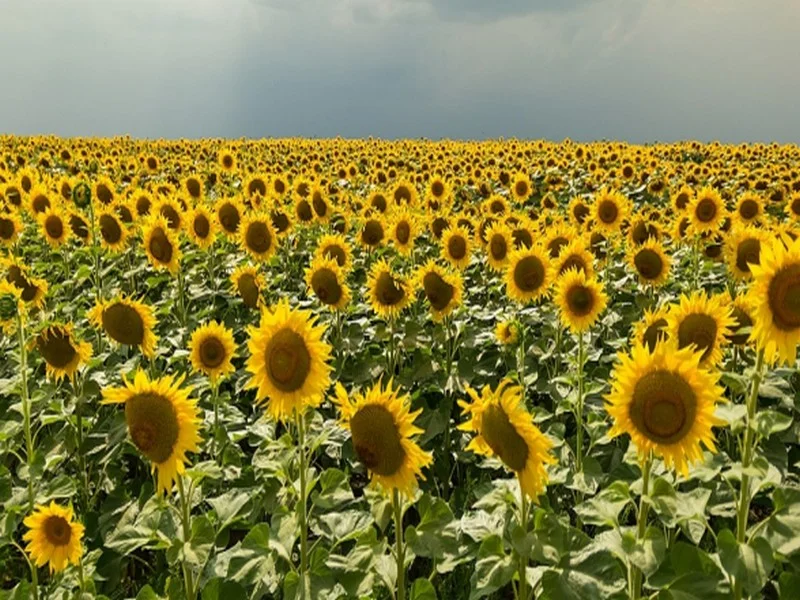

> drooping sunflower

[
  {"left": 231, "top": 264, "right": 265, "bottom": 309},
  {"left": 245, "top": 299, "right": 332, "bottom": 421},
  {"left": 633, "top": 306, "right": 670, "bottom": 352},
  {"left": 0, "top": 211, "right": 22, "bottom": 246},
  {"left": 441, "top": 226, "right": 472, "bottom": 270},
  {"left": 215, "top": 197, "right": 244, "bottom": 237},
  {"left": 334, "top": 380, "right": 432, "bottom": 497},
  {"left": 312, "top": 234, "right": 350, "bottom": 274},
  {"left": 459, "top": 379, "right": 555, "bottom": 499},
  {"left": 665, "top": 291, "right": 735, "bottom": 368},
  {"left": 484, "top": 222, "right": 513, "bottom": 272},
  {"left": 748, "top": 235, "right": 800, "bottom": 364},
  {"left": 88, "top": 295, "right": 157, "bottom": 357},
  {"left": 389, "top": 208, "right": 418, "bottom": 255},
  {"left": 555, "top": 238, "right": 595, "bottom": 278},
  {"left": 0, "top": 280, "right": 23, "bottom": 334},
  {"left": 34, "top": 323, "right": 92, "bottom": 383},
  {"left": 23, "top": 502, "right": 84, "bottom": 574},
  {"left": 367, "top": 259, "right": 412, "bottom": 320},
  {"left": 305, "top": 255, "right": 351, "bottom": 311},
  {"left": 510, "top": 173, "right": 532, "bottom": 204},
  {"left": 725, "top": 226, "right": 766, "bottom": 280},
  {"left": 142, "top": 215, "right": 181, "bottom": 273},
  {"left": 554, "top": 268, "right": 608, "bottom": 333},
  {"left": 186, "top": 204, "right": 216, "bottom": 249},
  {"left": 734, "top": 192, "right": 764, "bottom": 226},
  {"left": 102, "top": 370, "right": 201, "bottom": 493},
  {"left": 495, "top": 320, "right": 519, "bottom": 346},
  {"left": 505, "top": 246, "right": 553, "bottom": 304},
  {"left": 605, "top": 341, "right": 725, "bottom": 476},
  {"left": 415, "top": 260, "right": 463, "bottom": 321},
  {"left": 689, "top": 186, "right": 726, "bottom": 235},
  {"left": 189, "top": 321, "right": 236, "bottom": 383},
  {"left": 592, "top": 189, "right": 629, "bottom": 235},
  {"left": 97, "top": 209, "right": 128, "bottom": 252},
  {"left": 240, "top": 212, "right": 278, "bottom": 262},
  {"left": 628, "top": 239, "right": 671, "bottom": 287}
]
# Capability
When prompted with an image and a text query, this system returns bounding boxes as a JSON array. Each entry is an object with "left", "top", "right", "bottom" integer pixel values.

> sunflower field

[{"left": 1, "top": 136, "right": 800, "bottom": 600}]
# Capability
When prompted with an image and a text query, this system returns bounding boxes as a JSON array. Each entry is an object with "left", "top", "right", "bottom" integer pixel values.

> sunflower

[
  {"left": 68, "top": 210, "right": 91, "bottom": 243},
  {"left": 459, "top": 379, "right": 555, "bottom": 499},
  {"left": 294, "top": 197, "right": 315, "bottom": 224},
  {"left": 368, "top": 190, "right": 389, "bottom": 214},
  {"left": 0, "top": 280, "right": 23, "bottom": 334},
  {"left": 554, "top": 268, "right": 607, "bottom": 333},
  {"left": 671, "top": 185, "right": 694, "bottom": 213},
  {"left": 132, "top": 190, "right": 154, "bottom": 218},
  {"left": 88, "top": 295, "right": 157, "bottom": 357},
  {"left": 0, "top": 211, "right": 22, "bottom": 246},
  {"left": 28, "top": 184, "right": 53, "bottom": 216},
  {"left": 218, "top": 147, "right": 237, "bottom": 172},
  {"left": 102, "top": 370, "right": 201, "bottom": 493},
  {"left": 483, "top": 194, "right": 509, "bottom": 217},
  {"left": 215, "top": 197, "right": 244, "bottom": 237},
  {"left": 245, "top": 299, "right": 332, "bottom": 421},
  {"left": 245, "top": 173, "right": 269, "bottom": 202},
  {"left": 359, "top": 215, "right": 386, "bottom": 249},
  {"left": 334, "top": 380, "right": 432, "bottom": 497},
  {"left": 689, "top": 186, "right": 725, "bottom": 235},
  {"left": 627, "top": 218, "right": 661, "bottom": 247},
  {"left": 231, "top": 264, "right": 265, "bottom": 309},
  {"left": 605, "top": 341, "right": 725, "bottom": 476},
  {"left": 240, "top": 212, "right": 277, "bottom": 262},
  {"left": 726, "top": 293, "right": 755, "bottom": 347},
  {"left": 734, "top": 192, "right": 764, "bottom": 226},
  {"left": 568, "top": 196, "right": 592, "bottom": 227},
  {"left": 182, "top": 175, "right": 204, "bottom": 201},
  {"left": 270, "top": 175, "right": 289, "bottom": 200},
  {"left": 555, "top": 238, "right": 595, "bottom": 278},
  {"left": 23, "top": 502, "right": 84, "bottom": 573},
  {"left": 310, "top": 186, "right": 331, "bottom": 222},
  {"left": 34, "top": 323, "right": 92, "bottom": 382},
  {"left": 633, "top": 306, "right": 670, "bottom": 351},
  {"left": 189, "top": 321, "right": 236, "bottom": 383},
  {"left": 93, "top": 176, "right": 116, "bottom": 206},
  {"left": 441, "top": 226, "right": 472, "bottom": 270},
  {"left": 186, "top": 205, "right": 216, "bottom": 249},
  {"left": 592, "top": 189, "right": 629, "bottom": 234},
  {"left": 748, "top": 236, "right": 800, "bottom": 364},
  {"left": 389, "top": 208, "right": 418, "bottom": 255},
  {"left": 725, "top": 226, "right": 766, "bottom": 280},
  {"left": 784, "top": 193, "right": 800, "bottom": 222},
  {"left": 671, "top": 215, "right": 692, "bottom": 244},
  {"left": 39, "top": 207, "right": 70, "bottom": 247},
  {"left": 510, "top": 173, "right": 532, "bottom": 204},
  {"left": 415, "top": 260, "right": 463, "bottom": 321},
  {"left": 427, "top": 176, "right": 450, "bottom": 207},
  {"left": 4, "top": 261, "right": 48, "bottom": 309},
  {"left": 628, "top": 239, "right": 671, "bottom": 287},
  {"left": 505, "top": 246, "right": 553, "bottom": 304},
  {"left": 543, "top": 222, "right": 575, "bottom": 259},
  {"left": 315, "top": 233, "right": 352, "bottom": 273},
  {"left": 142, "top": 216, "right": 181, "bottom": 273},
  {"left": 305, "top": 255, "right": 351, "bottom": 311},
  {"left": 484, "top": 222, "right": 513, "bottom": 271},
  {"left": 495, "top": 320, "right": 519, "bottom": 345},
  {"left": 367, "top": 259, "right": 412, "bottom": 320},
  {"left": 97, "top": 209, "right": 128, "bottom": 252},
  {"left": 665, "top": 291, "right": 735, "bottom": 368},
  {"left": 391, "top": 179, "right": 418, "bottom": 208}
]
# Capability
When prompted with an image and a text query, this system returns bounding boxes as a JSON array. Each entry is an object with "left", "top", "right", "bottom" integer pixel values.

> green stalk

[
  {"left": 630, "top": 453, "right": 653, "bottom": 600},
  {"left": 73, "top": 374, "right": 89, "bottom": 510},
  {"left": 734, "top": 349, "right": 765, "bottom": 599},
  {"left": 88, "top": 199, "right": 102, "bottom": 300},
  {"left": 210, "top": 380, "right": 220, "bottom": 463},
  {"left": 575, "top": 331, "right": 585, "bottom": 473},
  {"left": 176, "top": 476, "right": 196, "bottom": 600},
  {"left": 393, "top": 488, "right": 406, "bottom": 600},
  {"left": 517, "top": 491, "right": 530, "bottom": 600},
  {"left": 296, "top": 410, "right": 309, "bottom": 599}
]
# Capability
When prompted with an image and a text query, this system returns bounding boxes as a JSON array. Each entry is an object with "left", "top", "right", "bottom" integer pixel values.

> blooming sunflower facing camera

[
  {"left": 305, "top": 255, "right": 351, "bottom": 312},
  {"left": 605, "top": 341, "right": 725, "bottom": 476},
  {"left": 102, "top": 370, "right": 201, "bottom": 493},
  {"left": 189, "top": 321, "right": 236, "bottom": 383},
  {"left": 495, "top": 319, "right": 519, "bottom": 346},
  {"left": 459, "top": 379, "right": 555, "bottom": 500},
  {"left": 23, "top": 502, "right": 84, "bottom": 573},
  {"left": 665, "top": 291, "right": 734, "bottom": 369},
  {"left": 142, "top": 215, "right": 181, "bottom": 273},
  {"left": 627, "top": 239, "right": 671, "bottom": 287},
  {"left": 415, "top": 260, "right": 462, "bottom": 321},
  {"left": 505, "top": 246, "right": 553, "bottom": 304},
  {"left": 554, "top": 268, "right": 607, "bottom": 333},
  {"left": 88, "top": 295, "right": 158, "bottom": 357},
  {"left": 245, "top": 299, "right": 332, "bottom": 421},
  {"left": 334, "top": 380, "right": 432, "bottom": 497},
  {"left": 367, "top": 259, "right": 412, "bottom": 320},
  {"left": 33, "top": 322, "right": 92, "bottom": 383}
]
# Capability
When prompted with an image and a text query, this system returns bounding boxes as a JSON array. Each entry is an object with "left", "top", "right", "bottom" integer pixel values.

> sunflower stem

[
  {"left": 630, "top": 453, "right": 652, "bottom": 600},
  {"left": 17, "top": 312, "right": 35, "bottom": 512},
  {"left": 517, "top": 490, "right": 530, "bottom": 600},
  {"left": 575, "top": 331, "right": 585, "bottom": 473},
  {"left": 12, "top": 540, "right": 39, "bottom": 600},
  {"left": 296, "top": 410, "right": 310, "bottom": 600},
  {"left": 73, "top": 374, "right": 90, "bottom": 511},
  {"left": 393, "top": 488, "right": 406, "bottom": 600},
  {"left": 733, "top": 348, "right": 765, "bottom": 600},
  {"left": 78, "top": 550, "right": 86, "bottom": 593},
  {"left": 211, "top": 380, "right": 220, "bottom": 463},
  {"left": 517, "top": 318, "right": 527, "bottom": 402},
  {"left": 177, "top": 268, "right": 187, "bottom": 329},
  {"left": 88, "top": 199, "right": 102, "bottom": 301},
  {"left": 176, "top": 476, "right": 196, "bottom": 600}
]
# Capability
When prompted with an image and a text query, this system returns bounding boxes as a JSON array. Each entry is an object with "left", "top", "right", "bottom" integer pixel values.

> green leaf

[
  {"left": 717, "top": 528, "right": 774, "bottom": 596},
  {"left": 628, "top": 526, "right": 667, "bottom": 576},
  {"left": 539, "top": 540, "right": 626, "bottom": 599},
  {"left": 754, "top": 487, "right": 800, "bottom": 556},
  {"left": 754, "top": 409, "right": 793, "bottom": 438},
  {"left": 574, "top": 480, "right": 631, "bottom": 526},
  {"left": 135, "top": 586, "right": 166, "bottom": 600},
  {"left": 208, "top": 490, "right": 252, "bottom": 531},
  {"left": 311, "top": 468, "right": 354, "bottom": 510},
  {"left": 410, "top": 578, "right": 438, "bottom": 600},
  {"left": 201, "top": 579, "right": 247, "bottom": 600},
  {"left": 469, "top": 535, "right": 515, "bottom": 599}
]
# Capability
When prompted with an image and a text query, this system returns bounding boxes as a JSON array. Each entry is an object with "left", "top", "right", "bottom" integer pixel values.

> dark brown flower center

[
  {"left": 735, "top": 238, "right": 761, "bottom": 273},
  {"left": 350, "top": 404, "right": 405, "bottom": 476},
  {"left": 448, "top": 235, "right": 467, "bottom": 260},
  {"left": 44, "top": 516, "right": 72, "bottom": 547},
  {"left": 566, "top": 285, "right": 594, "bottom": 316},
  {"left": 630, "top": 370, "right": 696, "bottom": 443},
  {"left": 36, "top": 328, "right": 77, "bottom": 368},
  {"left": 237, "top": 273, "right": 260, "bottom": 308},
  {"left": 193, "top": 214, "right": 210, "bottom": 238},
  {"left": 125, "top": 392, "right": 180, "bottom": 463},
  {"left": 395, "top": 221, "right": 411, "bottom": 244},
  {"left": 362, "top": 220, "right": 384, "bottom": 246},
  {"left": 200, "top": 336, "right": 226, "bottom": 368},
  {"left": 598, "top": 199, "right": 619, "bottom": 224},
  {"left": 695, "top": 198, "right": 717, "bottom": 223},
  {"left": 149, "top": 228, "right": 173, "bottom": 265},
  {"left": 423, "top": 271, "right": 455, "bottom": 311},
  {"left": 265, "top": 328, "right": 311, "bottom": 392},
  {"left": 218, "top": 203, "right": 240, "bottom": 233},
  {"left": 634, "top": 248, "right": 664, "bottom": 281},
  {"left": 643, "top": 318, "right": 668, "bottom": 352},
  {"left": 375, "top": 271, "right": 405, "bottom": 306},
  {"left": 246, "top": 221, "right": 273, "bottom": 254},
  {"left": 311, "top": 267, "right": 342, "bottom": 305},
  {"left": 481, "top": 403, "right": 529, "bottom": 471},
  {"left": 739, "top": 199, "right": 759, "bottom": 220},
  {"left": 100, "top": 214, "right": 122, "bottom": 244},
  {"left": 102, "top": 303, "right": 146, "bottom": 346},
  {"left": 513, "top": 255, "right": 545, "bottom": 293},
  {"left": 45, "top": 215, "right": 63, "bottom": 240},
  {"left": 768, "top": 264, "right": 800, "bottom": 331},
  {"left": 677, "top": 313, "right": 717, "bottom": 362},
  {"left": 727, "top": 306, "right": 752, "bottom": 345}
]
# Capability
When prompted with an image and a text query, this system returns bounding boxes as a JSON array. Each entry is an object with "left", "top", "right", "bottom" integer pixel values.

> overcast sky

[{"left": 1, "top": 0, "right": 797, "bottom": 142}]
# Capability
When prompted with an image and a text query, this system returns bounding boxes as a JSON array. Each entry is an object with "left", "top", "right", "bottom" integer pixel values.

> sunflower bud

[
  {"left": 72, "top": 182, "right": 91, "bottom": 209},
  {"left": 0, "top": 292, "right": 18, "bottom": 321}
]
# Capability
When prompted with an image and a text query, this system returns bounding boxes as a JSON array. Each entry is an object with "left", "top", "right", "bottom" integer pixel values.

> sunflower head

[
  {"left": 665, "top": 291, "right": 734, "bottom": 368},
  {"left": 458, "top": 379, "right": 555, "bottom": 499},
  {"left": 415, "top": 260, "right": 463, "bottom": 321},
  {"left": 0, "top": 280, "right": 23, "bottom": 333},
  {"left": 142, "top": 215, "right": 181, "bottom": 273},
  {"left": 231, "top": 264, "right": 265, "bottom": 309},
  {"left": 725, "top": 226, "right": 765, "bottom": 280},
  {"left": 441, "top": 226, "right": 472, "bottom": 270},
  {"left": 23, "top": 502, "right": 85, "bottom": 573},
  {"left": 359, "top": 215, "right": 386, "bottom": 248},
  {"left": 186, "top": 205, "right": 216, "bottom": 249},
  {"left": 240, "top": 212, "right": 278, "bottom": 261},
  {"left": 633, "top": 306, "right": 670, "bottom": 352},
  {"left": 367, "top": 259, "right": 412, "bottom": 320},
  {"left": 554, "top": 268, "right": 608, "bottom": 333},
  {"left": 390, "top": 209, "right": 418, "bottom": 255},
  {"left": 88, "top": 295, "right": 157, "bottom": 357},
  {"left": 628, "top": 239, "right": 671, "bottom": 287},
  {"left": 39, "top": 207, "right": 70, "bottom": 247},
  {"left": 97, "top": 209, "right": 128, "bottom": 252},
  {"left": 102, "top": 370, "right": 202, "bottom": 493},
  {"left": 605, "top": 341, "right": 726, "bottom": 476},
  {"left": 216, "top": 197, "right": 244, "bottom": 236},
  {"left": 34, "top": 322, "right": 92, "bottom": 382},
  {"left": 495, "top": 320, "right": 519, "bottom": 346},
  {"left": 189, "top": 321, "right": 236, "bottom": 383},
  {"left": 0, "top": 211, "right": 22, "bottom": 246},
  {"left": 592, "top": 189, "right": 629, "bottom": 234},
  {"left": 305, "top": 255, "right": 351, "bottom": 311},
  {"left": 555, "top": 238, "right": 595, "bottom": 279},
  {"left": 726, "top": 293, "right": 755, "bottom": 347},
  {"left": 505, "top": 246, "right": 553, "bottom": 304},
  {"left": 245, "top": 299, "right": 332, "bottom": 421},
  {"left": 333, "top": 380, "right": 432, "bottom": 497},
  {"left": 689, "top": 187, "right": 726, "bottom": 234}
]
